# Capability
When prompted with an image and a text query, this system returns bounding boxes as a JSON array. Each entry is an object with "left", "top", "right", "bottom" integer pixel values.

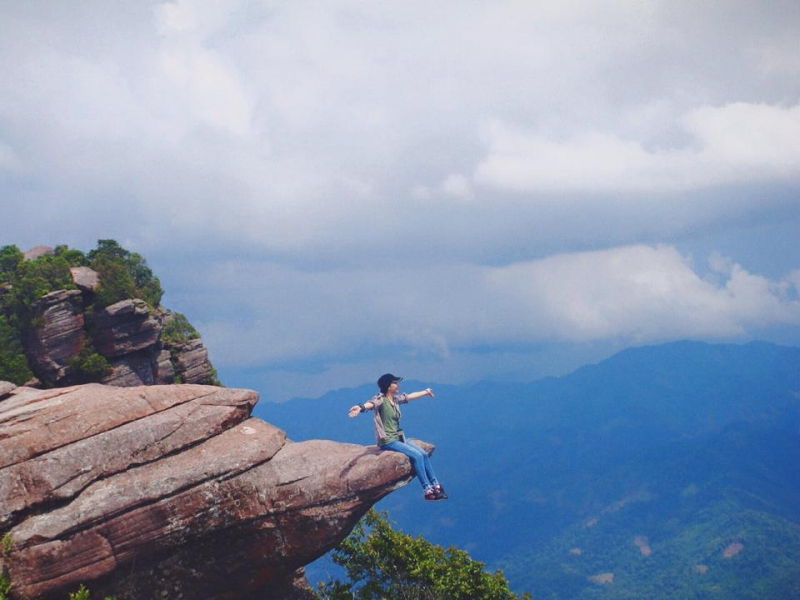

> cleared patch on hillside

[
  {"left": 723, "top": 542, "right": 744, "bottom": 558},
  {"left": 634, "top": 535, "right": 652, "bottom": 556},
  {"left": 588, "top": 572, "right": 614, "bottom": 585}
]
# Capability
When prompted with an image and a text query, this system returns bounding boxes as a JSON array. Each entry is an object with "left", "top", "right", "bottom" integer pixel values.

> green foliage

[
  {"left": 0, "top": 573, "right": 10, "bottom": 600},
  {"left": 0, "top": 577, "right": 117, "bottom": 600},
  {"left": 498, "top": 489, "right": 800, "bottom": 600},
  {"left": 68, "top": 584, "right": 91, "bottom": 600},
  {"left": 0, "top": 240, "right": 219, "bottom": 389},
  {"left": 67, "top": 344, "right": 112, "bottom": 383},
  {"left": 54, "top": 245, "right": 87, "bottom": 266},
  {"left": 4, "top": 252, "right": 75, "bottom": 321},
  {"left": 0, "top": 315, "right": 33, "bottom": 384},
  {"left": 161, "top": 311, "right": 200, "bottom": 345},
  {"left": 2, "top": 533, "right": 11, "bottom": 556},
  {"left": 189, "top": 362, "right": 222, "bottom": 386},
  {"left": 204, "top": 365, "right": 222, "bottom": 387},
  {"left": 0, "top": 245, "right": 77, "bottom": 385},
  {"left": 1, "top": 245, "right": 72, "bottom": 320},
  {"left": 317, "top": 510, "right": 529, "bottom": 600},
  {"left": 87, "top": 240, "right": 163, "bottom": 308},
  {"left": 67, "top": 584, "right": 116, "bottom": 600},
  {"left": 0, "top": 246, "right": 23, "bottom": 284}
]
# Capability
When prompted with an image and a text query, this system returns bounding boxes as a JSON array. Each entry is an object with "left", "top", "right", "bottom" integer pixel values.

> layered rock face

[
  {"left": 0, "top": 381, "right": 422, "bottom": 600},
  {"left": 22, "top": 290, "right": 85, "bottom": 384},
  {"left": 20, "top": 267, "right": 215, "bottom": 388}
]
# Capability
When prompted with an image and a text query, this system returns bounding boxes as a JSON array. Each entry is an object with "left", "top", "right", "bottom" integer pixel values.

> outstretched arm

[
  {"left": 347, "top": 389, "right": 434, "bottom": 417},
  {"left": 405, "top": 388, "right": 435, "bottom": 400},
  {"left": 347, "top": 401, "right": 373, "bottom": 418}
]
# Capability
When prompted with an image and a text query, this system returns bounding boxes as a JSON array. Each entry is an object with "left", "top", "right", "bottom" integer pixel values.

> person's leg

[
  {"left": 381, "top": 440, "right": 433, "bottom": 489},
  {"left": 405, "top": 439, "right": 440, "bottom": 487}
]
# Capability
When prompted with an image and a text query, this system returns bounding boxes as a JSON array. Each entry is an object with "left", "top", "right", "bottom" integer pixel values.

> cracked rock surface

[{"left": 0, "top": 382, "right": 422, "bottom": 600}]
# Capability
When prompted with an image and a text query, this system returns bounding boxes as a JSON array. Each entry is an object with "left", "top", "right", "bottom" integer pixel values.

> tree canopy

[{"left": 317, "top": 510, "right": 530, "bottom": 600}]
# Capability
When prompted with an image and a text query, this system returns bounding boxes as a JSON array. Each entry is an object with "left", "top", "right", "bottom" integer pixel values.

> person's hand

[
  {"left": 424, "top": 388, "right": 435, "bottom": 397},
  {"left": 347, "top": 405, "right": 362, "bottom": 418}
]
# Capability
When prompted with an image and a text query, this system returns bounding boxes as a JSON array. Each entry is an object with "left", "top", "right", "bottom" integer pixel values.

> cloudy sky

[{"left": 2, "top": 0, "right": 799, "bottom": 400}]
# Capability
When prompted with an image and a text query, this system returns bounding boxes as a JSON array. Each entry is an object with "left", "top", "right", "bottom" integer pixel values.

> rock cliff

[
  {"left": 0, "top": 381, "right": 425, "bottom": 599},
  {"left": 17, "top": 255, "right": 216, "bottom": 388}
]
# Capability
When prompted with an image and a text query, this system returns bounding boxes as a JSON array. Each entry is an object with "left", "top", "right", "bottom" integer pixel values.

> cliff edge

[{"left": 0, "top": 381, "right": 426, "bottom": 599}]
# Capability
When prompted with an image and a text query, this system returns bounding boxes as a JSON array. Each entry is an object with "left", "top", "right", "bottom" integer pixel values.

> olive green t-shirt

[
  {"left": 377, "top": 394, "right": 402, "bottom": 444},
  {"left": 368, "top": 392, "right": 408, "bottom": 445}
]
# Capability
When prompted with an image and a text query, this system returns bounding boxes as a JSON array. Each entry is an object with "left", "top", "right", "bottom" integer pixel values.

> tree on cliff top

[
  {"left": 0, "top": 240, "right": 163, "bottom": 313},
  {"left": 87, "top": 239, "right": 163, "bottom": 308},
  {"left": 317, "top": 510, "right": 530, "bottom": 600},
  {"left": 0, "top": 240, "right": 169, "bottom": 385}
]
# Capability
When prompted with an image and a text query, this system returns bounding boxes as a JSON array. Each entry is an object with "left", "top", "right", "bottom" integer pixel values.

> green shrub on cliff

[
  {"left": 87, "top": 239, "right": 163, "bottom": 308},
  {"left": 0, "top": 574, "right": 10, "bottom": 600},
  {"left": 0, "top": 245, "right": 76, "bottom": 384},
  {"left": 67, "top": 584, "right": 116, "bottom": 600},
  {"left": 0, "top": 245, "right": 24, "bottom": 283},
  {"left": 0, "top": 315, "right": 33, "bottom": 384},
  {"left": 162, "top": 311, "right": 200, "bottom": 345},
  {"left": 317, "top": 510, "right": 529, "bottom": 600},
  {"left": 68, "top": 344, "right": 112, "bottom": 383},
  {"left": 53, "top": 244, "right": 87, "bottom": 266},
  {"left": 1, "top": 250, "right": 76, "bottom": 322}
]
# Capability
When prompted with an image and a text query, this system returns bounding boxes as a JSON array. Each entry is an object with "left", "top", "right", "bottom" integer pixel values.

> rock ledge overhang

[{"left": 0, "top": 382, "right": 424, "bottom": 600}]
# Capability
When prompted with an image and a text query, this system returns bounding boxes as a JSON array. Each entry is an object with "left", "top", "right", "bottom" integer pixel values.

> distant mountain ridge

[{"left": 256, "top": 340, "right": 800, "bottom": 599}]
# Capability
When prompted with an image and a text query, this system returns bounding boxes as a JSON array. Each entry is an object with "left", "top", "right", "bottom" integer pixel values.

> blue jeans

[{"left": 381, "top": 438, "right": 439, "bottom": 489}]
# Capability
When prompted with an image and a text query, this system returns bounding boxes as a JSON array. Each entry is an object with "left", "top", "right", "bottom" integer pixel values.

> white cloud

[
  {"left": 155, "top": 0, "right": 199, "bottom": 35},
  {"left": 686, "top": 103, "right": 800, "bottom": 178},
  {"left": 475, "top": 103, "right": 800, "bottom": 193},
  {"left": 483, "top": 245, "right": 800, "bottom": 342},
  {"left": 155, "top": 1, "right": 255, "bottom": 138},
  {"left": 0, "top": 141, "right": 22, "bottom": 173},
  {"left": 191, "top": 245, "right": 800, "bottom": 369},
  {"left": 2, "top": 1, "right": 799, "bottom": 256},
  {"left": 1, "top": 1, "right": 799, "bottom": 398},
  {"left": 440, "top": 174, "right": 474, "bottom": 201}
]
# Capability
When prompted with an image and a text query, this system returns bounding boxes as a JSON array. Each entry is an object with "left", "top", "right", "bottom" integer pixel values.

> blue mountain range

[{"left": 254, "top": 340, "right": 800, "bottom": 599}]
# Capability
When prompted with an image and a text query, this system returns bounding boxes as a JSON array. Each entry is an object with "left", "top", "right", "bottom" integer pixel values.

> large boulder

[
  {"left": 170, "top": 337, "right": 216, "bottom": 384},
  {"left": 68, "top": 267, "right": 100, "bottom": 293},
  {"left": 90, "top": 299, "right": 162, "bottom": 358},
  {"left": 0, "top": 383, "right": 424, "bottom": 600},
  {"left": 22, "top": 246, "right": 54, "bottom": 260},
  {"left": 22, "top": 290, "right": 86, "bottom": 385}
]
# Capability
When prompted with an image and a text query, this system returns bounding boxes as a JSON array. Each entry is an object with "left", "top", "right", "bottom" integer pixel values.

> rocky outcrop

[
  {"left": 0, "top": 382, "right": 425, "bottom": 600},
  {"left": 91, "top": 299, "right": 162, "bottom": 358},
  {"left": 6, "top": 246, "right": 216, "bottom": 388},
  {"left": 68, "top": 267, "right": 100, "bottom": 293},
  {"left": 170, "top": 338, "right": 214, "bottom": 383},
  {"left": 22, "top": 246, "right": 54, "bottom": 260},
  {"left": 22, "top": 290, "right": 86, "bottom": 384},
  {"left": 21, "top": 291, "right": 215, "bottom": 388}
]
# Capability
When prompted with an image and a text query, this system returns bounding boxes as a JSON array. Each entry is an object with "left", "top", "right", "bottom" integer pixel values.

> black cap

[{"left": 377, "top": 373, "right": 403, "bottom": 392}]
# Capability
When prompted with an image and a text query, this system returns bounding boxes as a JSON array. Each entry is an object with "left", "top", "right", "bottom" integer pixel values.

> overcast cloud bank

[
  {"left": 195, "top": 244, "right": 800, "bottom": 364},
  {"left": 2, "top": 1, "right": 799, "bottom": 399}
]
